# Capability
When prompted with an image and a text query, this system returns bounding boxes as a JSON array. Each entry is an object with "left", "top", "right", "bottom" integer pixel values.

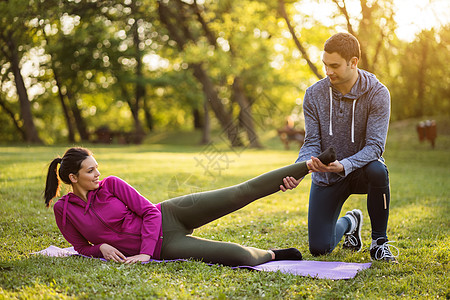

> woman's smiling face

[{"left": 70, "top": 155, "right": 101, "bottom": 196}]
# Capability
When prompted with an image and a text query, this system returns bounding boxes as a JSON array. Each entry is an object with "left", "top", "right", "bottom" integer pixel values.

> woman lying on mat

[{"left": 44, "top": 146, "right": 336, "bottom": 266}]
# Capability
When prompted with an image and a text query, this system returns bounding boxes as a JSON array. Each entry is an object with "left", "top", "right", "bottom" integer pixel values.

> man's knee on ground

[{"left": 309, "top": 244, "right": 332, "bottom": 256}]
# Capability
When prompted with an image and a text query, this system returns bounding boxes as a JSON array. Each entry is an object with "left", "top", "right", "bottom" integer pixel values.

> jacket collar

[{"left": 59, "top": 188, "right": 98, "bottom": 227}]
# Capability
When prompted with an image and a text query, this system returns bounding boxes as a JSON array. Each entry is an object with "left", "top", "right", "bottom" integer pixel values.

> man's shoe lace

[
  {"left": 372, "top": 240, "right": 399, "bottom": 261},
  {"left": 344, "top": 235, "right": 359, "bottom": 247}
]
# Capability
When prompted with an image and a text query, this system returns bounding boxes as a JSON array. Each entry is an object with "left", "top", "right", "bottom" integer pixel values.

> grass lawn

[{"left": 0, "top": 117, "right": 449, "bottom": 299}]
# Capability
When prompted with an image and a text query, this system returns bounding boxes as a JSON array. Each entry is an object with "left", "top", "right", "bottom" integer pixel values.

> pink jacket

[{"left": 53, "top": 176, "right": 163, "bottom": 259}]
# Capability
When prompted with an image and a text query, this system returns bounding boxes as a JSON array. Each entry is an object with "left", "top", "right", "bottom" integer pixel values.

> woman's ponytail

[
  {"left": 44, "top": 157, "right": 62, "bottom": 207},
  {"left": 44, "top": 147, "right": 92, "bottom": 207}
]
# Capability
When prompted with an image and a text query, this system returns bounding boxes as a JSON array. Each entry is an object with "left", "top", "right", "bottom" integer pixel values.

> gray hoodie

[{"left": 296, "top": 69, "right": 390, "bottom": 186}]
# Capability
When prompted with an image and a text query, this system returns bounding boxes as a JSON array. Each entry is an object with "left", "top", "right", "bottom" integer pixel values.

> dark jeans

[
  {"left": 159, "top": 162, "right": 310, "bottom": 266},
  {"left": 308, "top": 160, "right": 390, "bottom": 256}
]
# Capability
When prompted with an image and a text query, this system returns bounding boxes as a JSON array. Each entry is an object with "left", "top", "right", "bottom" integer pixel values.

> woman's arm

[
  {"left": 106, "top": 176, "right": 162, "bottom": 257},
  {"left": 54, "top": 203, "right": 103, "bottom": 258}
]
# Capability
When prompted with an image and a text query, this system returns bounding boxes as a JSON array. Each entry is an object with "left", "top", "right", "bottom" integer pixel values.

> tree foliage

[
  {"left": 0, "top": 0, "right": 448, "bottom": 144},
  {"left": 388, "top": 26, "right": 450, "bottom": 120},
  {"left": 0, "top": 0, "right": 43, "bottom": 143}
]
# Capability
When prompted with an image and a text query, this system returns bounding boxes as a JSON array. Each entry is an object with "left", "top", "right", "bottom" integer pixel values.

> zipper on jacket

[{"left": 89, "top": 204, "right": 141, "bottom": 237}]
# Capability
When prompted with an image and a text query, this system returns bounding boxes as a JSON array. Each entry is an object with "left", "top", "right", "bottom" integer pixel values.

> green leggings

[{"left": 159, "top": 161, "right": 309, "bottom": 266}]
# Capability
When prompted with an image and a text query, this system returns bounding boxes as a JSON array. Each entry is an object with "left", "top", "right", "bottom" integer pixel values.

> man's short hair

[{"left": 324, "top": 33, "right": 361, "bottom": 62}]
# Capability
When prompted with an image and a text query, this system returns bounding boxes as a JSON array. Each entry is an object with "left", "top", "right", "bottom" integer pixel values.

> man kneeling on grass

[{"left": 294, "top": 32, "right": 399, "bottom": 263}]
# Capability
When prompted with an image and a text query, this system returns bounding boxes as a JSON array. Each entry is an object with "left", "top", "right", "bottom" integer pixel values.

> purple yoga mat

[
  {"left": 33, "top": 246, "right": 371, "bottom": 280},
  {"left": 245, "top": 260, "right": 371, "bottom": 280}
]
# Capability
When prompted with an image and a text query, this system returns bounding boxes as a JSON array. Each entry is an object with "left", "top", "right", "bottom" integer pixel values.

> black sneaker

[
  {"left": 370, "top": 238, "right": 399, "bottom": 263},
  {"left": 342, "top": 209, "right": 363, "bottom": 252}
]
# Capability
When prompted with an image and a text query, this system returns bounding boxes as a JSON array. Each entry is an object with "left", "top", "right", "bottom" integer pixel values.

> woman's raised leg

[{"left": 161, "top": 147, "right": 335, "bottom": 230}]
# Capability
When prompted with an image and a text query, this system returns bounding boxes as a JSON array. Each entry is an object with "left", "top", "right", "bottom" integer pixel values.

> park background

[
  {"left": 0, "top": 0, "right": 449, "bottom": 145},
  {"left": 0, "top": 0, "right": 449, "bottom": 299}
]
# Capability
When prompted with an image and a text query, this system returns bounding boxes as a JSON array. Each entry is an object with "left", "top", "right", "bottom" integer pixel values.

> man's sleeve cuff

[{"left": 339, "top": 159, "right": 353, "bottom": 177}]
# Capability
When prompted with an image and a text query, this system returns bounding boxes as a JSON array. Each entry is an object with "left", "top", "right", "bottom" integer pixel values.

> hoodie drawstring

[
  {"left": 62, "top": 196, "right": 69, "bottom": 227},
  {"left": 61, "top": 189, "right": 99, "bottom": 228},
  {"left": 329, "top": 86, "right": 356, "bottom": 143},
  {"left": 329, "top": 86, "right": 333, "bottom": 136},
  {"left": 351, "top": 99, "right": 356, "bottom": 143},
  {"left": 84, "top": 193, "right": 93, "bottom": 215}
]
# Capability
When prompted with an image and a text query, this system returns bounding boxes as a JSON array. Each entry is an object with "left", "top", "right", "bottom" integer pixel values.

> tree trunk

[
  {"left": 131, "top": 17, "right": 146, "bottom": 143},
  {"left": 44, "top": 32, "right": 76, "bottom": 142},
  {"left": 193, "top": 107, "right": 203, "bottom": 129},
  {"left": 120, "top": 82, "right": 144, "bottom": 144},
  {"left": 7, "top": 36, "right": 42, "bottom": 143},
  {"left": 278, "top": 0, "right": 323, "bottom": 80},
  {"left": 192, "top": 0, "right": 257, "bottom": 147},
  {"left": 332, "top": 0, "right": 371, "bottom": 71},
  {"left": 0, "top": 97, "right": 26, "bottom": 140},
  {"left": 232, "top": 77, "right": 263, "bottom": 148},
  {"left": 158, "top": 1, "right": 243, "bottom": 147},
  {"left": 130, "top": 100, "right": 145, "bottom": 144},
  {"left": 66, "top": 90, "right": 90, "bottom": 141},
  {"left": 53, "top": 72, "right": 76, "bottom": 142},
  {"left": 357, "top": 0, "right": 373, "bottom": 71},
  {"left": 192, "top": 63, "right": 243, "bottom": 147},
  {"left": 201, "top": 98, "right": 210, "bottom": 144},
  {"left": 143, "top": 96, "right": 154, "bottom": 132}
]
